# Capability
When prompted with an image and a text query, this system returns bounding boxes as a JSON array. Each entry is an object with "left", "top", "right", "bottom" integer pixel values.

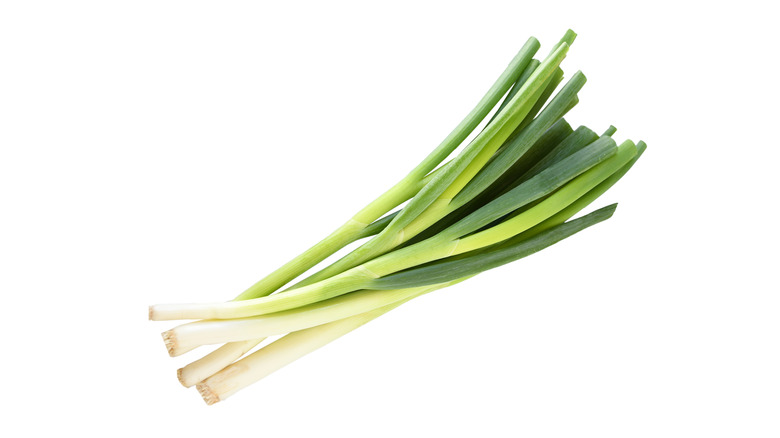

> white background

[{"left": 1, "top": 1, "right": 778, "bottom": 436}]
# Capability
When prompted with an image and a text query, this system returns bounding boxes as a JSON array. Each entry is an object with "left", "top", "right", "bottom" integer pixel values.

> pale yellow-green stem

[
  {"left": 163, "top": 279, "right": 467, "bottom": 356},
  {"left": 198, "top": 302, "right": 403, "bottom": 405},
  {"left": 232, "top": 181, "right": 413, "bottom": 301},
  {"left": 195, "top": 278, "right": 469, "bottom": 405}
]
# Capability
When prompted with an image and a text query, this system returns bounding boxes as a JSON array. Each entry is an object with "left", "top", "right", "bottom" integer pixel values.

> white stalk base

[
  {"left": 178, "top": 338, "right": 265, "bottom": 387},
  {"left": 195, "top": 301, "right": 403, "bottom": 405}
]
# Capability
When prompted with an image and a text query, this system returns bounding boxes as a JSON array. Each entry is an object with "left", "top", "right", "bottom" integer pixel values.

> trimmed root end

[
  {"left": 176, "top": 368, "right": 189, "bottom": 388},
  {"left": 148, "top": 306, "right": 154, "bottom": 320},
  {"left": 161, "top": 331, "right": 177, "bottom": 357},
  {"left": 197, "top": 382, "right": 220, "bottom": 405}
]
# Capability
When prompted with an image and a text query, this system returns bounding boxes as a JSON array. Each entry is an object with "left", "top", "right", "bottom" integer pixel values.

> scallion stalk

[{"left": 149, "top": 30, "right": 647, "bottom": 405}]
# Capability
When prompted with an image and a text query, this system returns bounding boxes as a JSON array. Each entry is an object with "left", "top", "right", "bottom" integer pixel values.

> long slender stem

[
  {"left": 196, "top": 298, "right": 410, "bottom": 405},
  {"left": 232, "top": 38, "right": 540, "bottom": 301},
  {"left": 164, "top": 280, "right": 466, "bottom": 356}
]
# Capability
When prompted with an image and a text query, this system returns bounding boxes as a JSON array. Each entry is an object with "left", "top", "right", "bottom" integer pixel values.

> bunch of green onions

[{"left": 149, "top": 30, "right": 646, "bottom": 405}]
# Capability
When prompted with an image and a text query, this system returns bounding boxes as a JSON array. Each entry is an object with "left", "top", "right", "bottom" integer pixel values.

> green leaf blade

[{"left": 368, "top": 203, "right": 617, "bottom": 290}]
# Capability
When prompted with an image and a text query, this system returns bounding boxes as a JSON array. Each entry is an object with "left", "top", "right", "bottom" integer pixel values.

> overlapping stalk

[
  {"left": 149, "top": 30, "right": 646, "bottom": 405},
  {"left": 231, "top": 36, "right": 542, "bottom": 302}
]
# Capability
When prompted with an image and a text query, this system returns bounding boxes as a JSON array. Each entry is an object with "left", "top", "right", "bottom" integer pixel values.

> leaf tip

[
  {"left": 563, "top": 29, "right": 577, "bottom": 46},
  {"left": 592, "top": 203, "right": 619, "bottom": 222},
  {"left": 602, "top": 125, "right": 618, "bottom": 137}
]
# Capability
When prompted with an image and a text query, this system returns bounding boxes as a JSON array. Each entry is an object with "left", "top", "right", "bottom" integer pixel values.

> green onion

[{"left": 149, "top": 30, "right": 646, "bottom": 405}]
